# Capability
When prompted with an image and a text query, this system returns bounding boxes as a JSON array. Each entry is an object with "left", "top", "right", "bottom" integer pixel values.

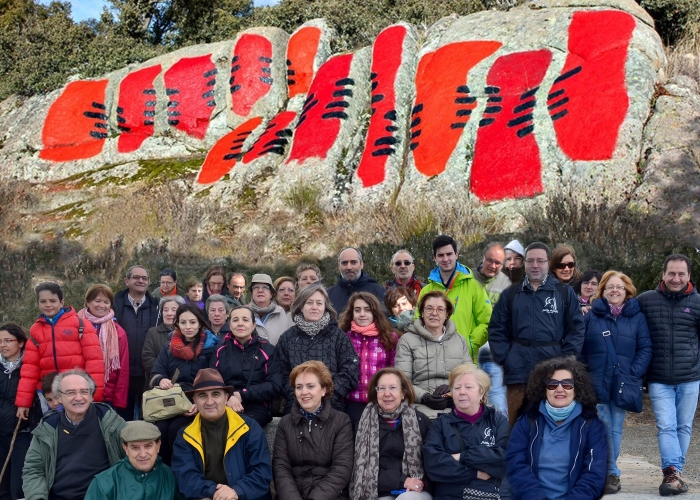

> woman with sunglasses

[
  {"left": 581, "top": 271, "right": 651, "bottom": 495},
  {"left": 549, "top": 245, "right": 581, "bottom": 285},
  {"left": 505, "top": 356, "right": 607, "bottom": 500}
]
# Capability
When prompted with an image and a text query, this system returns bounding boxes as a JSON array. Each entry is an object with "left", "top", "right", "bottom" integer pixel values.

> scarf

[
  {"left": 160, "top": 286, "right": 178, "bottom": 297},
  {"left": 544, "top": 400, "right": 578, "bottom": 422},
  {"left": 293, "top": 311, "right": 331, "bottom": 337},
  {"left": 351, "top": 400, "right": 424, "bottom": 500},
  {"left": 250, "top": 300, "right": 277, "bottom": 317},
  {"left": 578, "top": 295, "right": 589, "bottom": 306},
  {"left": 78, "top": 308, "right": 120, "bottom": 382},
  {"left": 299, "top": 402, "right": 324, "bottom": 422},
  {"left": 609, "top": 303, "right": 624, "bottom": 318},
  {"left": 1, "top": 351, "right": 23, "bottom": 374},
  {"left": 170, "top": 329, "right": 205, "bottom": 360},
  {"left": 455, "top": 404, "right": 484, "bottom": 424},
  {"left": 351, "top": 321, "right": 379, "bottom": 337}
]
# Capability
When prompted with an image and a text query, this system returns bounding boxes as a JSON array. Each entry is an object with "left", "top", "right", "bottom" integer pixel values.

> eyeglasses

[
  {"left": 0, "top": 339, "right": 18, "bottom": 345},
  {"left": 208, "top": 281, "right": 224, "bottom": 287},
  {"left": 605, "top": 285, "right": 626, "bottom": 291},
  {"left": 160, "top": 280, "right": 174, "bottom": 286},
  {"left": 525, "top": 259, "right": 548, "bottom": 265},
  {"left": 556, "top": 262, "right": 576, "bottom": 269},
  {"left": 129, "top": 275, "right": 149, "bottom": 281},
  {"left": 424, "top": 306, "right": 447, "bottom": 314},
  {"left": 376, "top": 385, "right": 401, "bottom": 393},
  {"left": 485, "top": 257, "right": 503, "bottom": 266},
  {"left": 545, "top": 379, "right": 575, "bottom": 390},
  {"left": 393, "top": 260, "right": 413, "bottom": 266},
  {"left": 58, "top": 389, "right": 91, "bottom": 397}
]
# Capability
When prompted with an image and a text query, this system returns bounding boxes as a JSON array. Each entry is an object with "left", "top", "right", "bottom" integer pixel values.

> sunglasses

[
  {"left": 394, "top": 260, "right": 413, "bottom": 266},
  {"left": 546, "top": 379, "right": 575, "bottom": 390},
  {"left": 555, "top": 262, "right": 576, "bottom": 269}
]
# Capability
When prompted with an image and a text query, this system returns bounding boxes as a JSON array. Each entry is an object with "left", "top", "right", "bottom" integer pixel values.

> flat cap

[{"left": 120, "top": 421, "right": 161, "bottom": 443}]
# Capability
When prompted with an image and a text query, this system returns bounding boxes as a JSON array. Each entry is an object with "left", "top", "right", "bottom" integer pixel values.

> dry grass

[{"left": 667, "top": 22, "right": 700, "bottom": 83}]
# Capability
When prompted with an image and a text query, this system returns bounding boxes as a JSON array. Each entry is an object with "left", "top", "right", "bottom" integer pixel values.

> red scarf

[
  {"left": 170, "top": 330, "right": 204, "bottom": 360},
  {"left": 161, "top": 286, "right": 178, "bottom": 297},
  {"left": 351, "top": 321, "right": 379, "bottom": 336}
]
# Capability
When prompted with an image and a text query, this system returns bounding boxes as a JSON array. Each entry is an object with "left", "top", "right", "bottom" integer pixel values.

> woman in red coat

[
  {"left": 78, "top": 284, "right": 130, "bottom": 418},
  {"left": 15, "top": 282, "right": 105, "bottom": 418}
]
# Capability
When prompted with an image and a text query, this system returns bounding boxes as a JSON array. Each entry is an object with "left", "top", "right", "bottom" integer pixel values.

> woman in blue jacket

[
  {"left": 423, "top": 364, "right": 510, "bottom": 500},
  {"left": 582, "top": 271, "right": 652, "bottom": 495},
  {"left": 150, "top": 303, "right": 219, "bottom": 465},
  {"left": 505, "top": 357, "right": 607, "bottom": 500}
]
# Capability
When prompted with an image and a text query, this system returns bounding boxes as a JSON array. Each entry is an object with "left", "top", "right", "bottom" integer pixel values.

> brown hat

[
  {"left": 250, "top": 273, "right": 275, "bottom": 293},
  {"left": 185, "top": 368, "right": 234, "bottom": 398},
  {"left": 121, "top": 421, "right": 161, "bottom": 443}
]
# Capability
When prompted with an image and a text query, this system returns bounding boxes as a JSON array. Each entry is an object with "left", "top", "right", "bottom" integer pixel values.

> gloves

[
  {"left": 433, "top": 384, "right": 451, "bottom": 397},
  {"left": 421, "top": 392, "right": 450, "bottom": 410}
]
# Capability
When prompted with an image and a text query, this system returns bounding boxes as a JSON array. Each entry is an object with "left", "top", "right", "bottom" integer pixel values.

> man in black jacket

[
  {"left": 326, "top": 247, "right": 385, "bottom": 314},
  {"left": 488, "top": 242, "right": 585, "bottom": 426},
  {"left": 114, "top": 265, "right": 159, "bottom": 420},
  {"left": 638, "top": 253, "right": 700, "bottom": 496}
]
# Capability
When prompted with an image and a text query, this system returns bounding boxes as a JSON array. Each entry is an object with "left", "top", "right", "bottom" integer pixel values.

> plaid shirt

[{"left": 345, "top": 330, "right": 397, "bottom": 403}]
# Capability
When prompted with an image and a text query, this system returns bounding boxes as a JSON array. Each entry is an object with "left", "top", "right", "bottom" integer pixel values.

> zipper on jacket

[
  {"left": 570, "top": 421, "right": 585, "bottom": 476},
  {"left": 589, "top": 448, "right": 593, "bottom": 471},
  {"left": 529, "top": 419, "right": 539, "bottom": 472},
  {"left": 51, "top": 322, "right": 59, "bottom": 373}
]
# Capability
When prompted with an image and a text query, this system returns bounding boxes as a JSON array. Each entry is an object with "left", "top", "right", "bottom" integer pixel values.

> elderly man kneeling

[
  {"left": 172, "top": 368, "right": 272, "bottom": 500},
  {"left": 85, "top": 421, "right": 184, "bottom": 500}
]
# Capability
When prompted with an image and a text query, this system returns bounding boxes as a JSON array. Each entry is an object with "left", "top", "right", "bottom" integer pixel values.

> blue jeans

[
  {"left": 596, "top": 402, "right": 627, "bottom": 476},
  {"left": 481, "top": 361, "right": 508, "bottom": 418},
  {"left": 649, "top": 381, "right": 700, "bottom": 471}
]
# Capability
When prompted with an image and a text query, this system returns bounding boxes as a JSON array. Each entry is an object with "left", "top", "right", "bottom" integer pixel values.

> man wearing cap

[
  {"left": 248, "top": 273, "right": 293, "bottom": 345},
  {"left": 84, "top": 421, "right": 184, "bottom": 500},
  {"left": 172, "top": 368, "right": 272, "bottom": 500},
  {"left": 22, "top": 369, "right": 127, "bottom": 500},
  {"left": 503, "top": 239, "right": 525, "bottom": 283}
]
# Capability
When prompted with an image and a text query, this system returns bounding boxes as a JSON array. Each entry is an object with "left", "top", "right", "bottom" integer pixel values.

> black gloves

[
  {"left": 433, "top": 384, "right": 451, "bottom": 397},
  {"left": 421, "top": 392, "right": 450, "bottom": 410}
]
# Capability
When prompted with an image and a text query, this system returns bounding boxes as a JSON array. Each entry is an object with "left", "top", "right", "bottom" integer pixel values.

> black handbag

[{"left": 602, "top": 330, "right": 643, "bottom": 413}]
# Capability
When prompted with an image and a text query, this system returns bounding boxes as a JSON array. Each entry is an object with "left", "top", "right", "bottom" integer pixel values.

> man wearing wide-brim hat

[
  {"left": 84, "top": 420, "right": 184, "bottom": 500},
  {"left": 171, "top": 368, "right": 272, "bottom": 500},
  {"left": 248, "top": 273, "right": 293, "bottom": 346}
]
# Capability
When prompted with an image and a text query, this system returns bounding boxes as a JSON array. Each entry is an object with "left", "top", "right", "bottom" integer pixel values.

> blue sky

[{"left": 40, "top": 0, "right": 279, "bottom": 22}]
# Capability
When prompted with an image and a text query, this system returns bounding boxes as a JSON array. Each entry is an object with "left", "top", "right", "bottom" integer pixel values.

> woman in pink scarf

[
  {"left": 78, "top": 284, "right": 130, "bottom": 418},
  {"left": 339, "top": 292, "right": 398, "bottom": 429}
]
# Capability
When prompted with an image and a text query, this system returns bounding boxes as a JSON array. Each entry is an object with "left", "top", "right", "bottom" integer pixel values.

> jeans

[
  {"left": 649, "top": 380, "right": 700, "bottom": 471},
  {"left": 596, "top": 402, "right": 627, "bottom": 476},
  {"left": 481, "top": 361, "right": 508, "bottom": 418}
]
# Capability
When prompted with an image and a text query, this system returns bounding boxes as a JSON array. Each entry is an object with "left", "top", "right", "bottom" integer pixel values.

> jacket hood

[
  {"left": 590, "top": 296, "right": 641, "bottom": 317},
  {"left": 336, "top": 270, "right": 379, "bottom": 288},
  {"left": 405, "top": 317, "right": 458, "bottom": 342},
  {"left": 428, "top": 262, "right": 473, "bottom": 289}
]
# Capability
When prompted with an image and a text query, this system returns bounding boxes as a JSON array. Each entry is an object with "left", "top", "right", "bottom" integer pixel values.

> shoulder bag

[{"left": 142, "top": 369, "right": 192, "bottom": 422}]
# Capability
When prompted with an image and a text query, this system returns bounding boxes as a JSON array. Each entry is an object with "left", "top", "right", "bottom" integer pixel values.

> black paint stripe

[
  {"left": 375, "top": 136, "right": 397, "bottom": 146},
  {"left": 385, "top": 110, "right": 397, "bottom": 120},
  {"left": 371, "top": 94, "right": 384, "bottom": 103},
  {"left": 336, "top": 78, "right": 354, "bottom": 86},
  {"left": 450, "top": 122, "right": 467, "bottom": 129},
  {"left": 507, "top": 113, "right": 533, "bottom": 127},
  {"left": 517, "top": 125, "right": 534, "bottom": 137},
  {"left": 520, "top": 87, "right": 539, "bottom": 100},
  {"left": 547, "top": 97, "right": 569, "bottom": 111},
  {"left": 322, "top": 111, "right": 348, "bottom": 120},
  {"left": 333, "top": 89, "right": 353, "bottom": 97},
  {"left": 484, "top": 106, "right": 502, "bottom": 114},
  {"left": 551, "top": 109, "right": 568, "bottom": 121},
  {"left": 455, "top": 97, "right": 476, "bottom": 104},
  {"left": 372, "top": 148, "right": 394, "bottom": 156},
  {"left": 553, "top": 66, "right": 582, "bottom": 84},
  {"left": 513, "top": 100, "right": 536, "bottom": 114},
  {"left": 479, "top": 118, "right": 494, "bottom": 127}
]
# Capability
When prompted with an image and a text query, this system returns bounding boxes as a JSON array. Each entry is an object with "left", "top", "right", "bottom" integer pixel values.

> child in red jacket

[{"left": 15, "top": 282, "right": 105, "bottom": 419}]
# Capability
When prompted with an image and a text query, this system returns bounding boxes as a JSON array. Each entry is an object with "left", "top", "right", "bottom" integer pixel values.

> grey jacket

[
  {"left": 394, "top": 318, "right": 472, "bottom": 401},
  {"left": 254, "top": 304, "right": 294, "bottom": 346}
]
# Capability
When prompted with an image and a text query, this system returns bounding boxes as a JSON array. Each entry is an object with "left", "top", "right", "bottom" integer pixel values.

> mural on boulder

[{"left": 33, "top": 4, "right": 658, "bottom": 208}]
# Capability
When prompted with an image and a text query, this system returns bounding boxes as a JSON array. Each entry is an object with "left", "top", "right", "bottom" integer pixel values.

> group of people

[{"left": 0, "top": 235, "right": 697, "bottom": 500}]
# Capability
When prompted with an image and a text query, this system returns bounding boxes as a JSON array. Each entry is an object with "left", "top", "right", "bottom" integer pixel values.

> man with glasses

[
  {"left": 474, "top": 242, "right": 511, "bottom": 417},
  {"left": 327, "top": 247, "right": 386, "bottom": 313},
  {"left": 23, "top": 370, "right": 127, "bottom": 500},
  {"left": 227, "top": 272, "right": 247, "bottom": 305},
  {"left": 638, "top": 254, "right": 700, "bottom": 495},
  {"left": 114, "top": 265, "right": 159, "bottom": 420},
  {"left": 385, "top": 249, "right": 425, "bottom": 297},
  {"left": 417, "top": 234, "right": 492, "bottom": 361},
  {"left": 488, "top": 242, "right": 585, "bottom": 426}
]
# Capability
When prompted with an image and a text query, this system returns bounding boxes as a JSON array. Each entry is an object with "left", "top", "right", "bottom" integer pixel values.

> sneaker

[
  {"left": 660, "top": 466, "right": 689, "bottom": 496},
  {"left": 604, "top": 474, "right": 621, "bottom": 494}
]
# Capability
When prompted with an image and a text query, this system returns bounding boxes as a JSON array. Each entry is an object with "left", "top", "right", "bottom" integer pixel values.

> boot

[
  {"left": 603, "top": 474, "right": 621, "bottom": 494},
  {"left": 659, "top": 466, "right": 689, "bottom": 496}
]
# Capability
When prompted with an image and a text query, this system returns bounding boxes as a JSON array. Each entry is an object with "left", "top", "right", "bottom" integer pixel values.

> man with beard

[{"left": 326, "top": 247, "right": 386, "bottom": 313}]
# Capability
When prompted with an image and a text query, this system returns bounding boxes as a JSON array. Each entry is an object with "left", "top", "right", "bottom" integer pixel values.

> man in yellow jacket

[{"left": 417, "top": 235, "right": 492, "bottom": 360}]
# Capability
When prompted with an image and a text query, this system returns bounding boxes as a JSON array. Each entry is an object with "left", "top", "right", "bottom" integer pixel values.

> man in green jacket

[
  {"left": 85, "top": 421, "right": 184, "bottom": 500},
  {"left": 22, "top": 369, "right": 127, "bottom": 500},
  {"left": 417, "top": 234, "right": 492, "bottom": 360}
]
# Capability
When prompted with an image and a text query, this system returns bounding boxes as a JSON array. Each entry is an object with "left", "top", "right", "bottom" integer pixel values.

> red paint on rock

[
  {"left": 40, "top": 80, "right": 109, "bottom": 162},
  {"left": 163, "top": 55, "right": 217, "bottom": 140},
  {"left": 356, "top": 25, "right": 407, "bottom": 188},
  {"left": 471, "top": 49, "right": 552, "bottom": 202},
  {"left": 196, "top": 116, "right": 263, "bottom": 184},
  {"left": 117, "top": 65, "right": 162, "bottom": 153},
  {"left": 242, "top": 111, "right": 296, "bottom": 164},
  {"left": 410, "top": 41, "right": 501, "bottom": 177},
  {"left": 549, "top": 10, "right": 635, "bottom": 160},
  {"left": 286, "top": 53, "right": 354, "bottom": 163},
  {"left": 230, "top": 34, "right": 274, "bottom": 117},
  {"left": 286, "top": 27, "right": 322, "bottom": 98}
]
